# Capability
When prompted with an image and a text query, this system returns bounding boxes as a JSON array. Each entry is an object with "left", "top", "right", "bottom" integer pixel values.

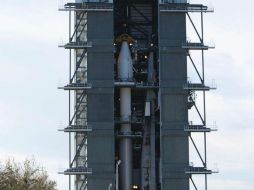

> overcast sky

[{"left": 0, "top": 0, "right": 253, "bottom": 190}]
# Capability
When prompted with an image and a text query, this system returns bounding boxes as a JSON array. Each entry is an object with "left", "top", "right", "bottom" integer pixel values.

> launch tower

[{"left": 58, "top": 0, "right": 217, "bottom": 190}]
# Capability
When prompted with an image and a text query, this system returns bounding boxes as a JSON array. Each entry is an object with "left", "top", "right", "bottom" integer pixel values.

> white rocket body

[
  {"left": 117, "top": 41, "right": 133, "bottom": 190},
  {"left": 118, "top": 42, "right": 133, "bottom": 81}
]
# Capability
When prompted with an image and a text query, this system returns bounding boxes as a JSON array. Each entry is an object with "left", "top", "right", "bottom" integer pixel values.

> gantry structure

[{"left": 58, "top": 0, "right": 217, "bottom": 190}]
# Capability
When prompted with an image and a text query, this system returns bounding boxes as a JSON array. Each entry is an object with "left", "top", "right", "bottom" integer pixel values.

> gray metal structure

[{"left": 58, "top": 0, "right": 217, "bottom": 190}]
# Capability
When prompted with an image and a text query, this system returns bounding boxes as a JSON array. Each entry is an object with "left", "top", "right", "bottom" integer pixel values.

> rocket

[{"left": 117, "top": 41, "right": 133, "bottom": 190}]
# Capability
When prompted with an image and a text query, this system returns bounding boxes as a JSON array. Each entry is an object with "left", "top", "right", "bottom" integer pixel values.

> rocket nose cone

[
  {"left": 117, "top": 41, "right": 133, "bottom": 80},
  {"left": 117, "top": 42, "right": 131, "bottom": 64}
]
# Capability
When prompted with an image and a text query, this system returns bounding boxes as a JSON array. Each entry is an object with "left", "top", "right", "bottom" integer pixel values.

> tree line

[{"left": 0, "top": 158, "right": 57, "bottom": 190}]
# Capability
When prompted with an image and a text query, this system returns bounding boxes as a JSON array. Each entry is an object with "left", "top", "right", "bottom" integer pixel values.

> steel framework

[
  {"left": 177, "top": 4, "right": 218, "bottom": 190},
  {"left": 58, "top": 2, "right": 217, "bottom": 190},
  {"left": 58, "top": 4, "right": 99, "bottom": 190}
]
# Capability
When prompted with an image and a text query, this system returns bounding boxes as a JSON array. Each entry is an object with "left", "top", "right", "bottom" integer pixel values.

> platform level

[
  {"left": 59, "top": 2, "right": 113, "bottom": 12},
  {"left": 114, "top": 79, "right": 159, "bottom": 89},
  {"left": 183, "top": 83, "right": 216, "bottom": 91},
  {"left": 184, "top": 125, "right": 217, "bottom": 132},
  {"left": 116, "top": 131, "right": 143, "bottom": 139},
  {"left": 59, "top": 167, "right": 92, "bottom": 175},
  {"left": 185, "top": 166, "right": 217, "bottom": 174},
  {"left": 58, "top": 125, "right": 92, "bottom": 132},
  {"left": 182, "top": 42, "right": 214, "bottom": 50},
  {"left": 58, "top": 83, "right": 92, "bottom": 90},
  {"left": 58, "top": 41, "right": 93, "bottom": 49},
  {"left": 160, "top": 3, "right": 213, "bottom": 13}
]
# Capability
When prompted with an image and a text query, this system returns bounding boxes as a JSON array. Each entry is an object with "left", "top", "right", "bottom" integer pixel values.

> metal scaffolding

[
  {"left": 58, "top": 3, "right": 96, "bottom": 190},
  {"left": 179, "top": 3, "right": 218, "bottom": 190}
]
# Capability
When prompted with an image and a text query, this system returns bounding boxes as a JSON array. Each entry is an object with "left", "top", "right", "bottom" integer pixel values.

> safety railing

[
  {"left": 58, "top": 83, "right": 92, "bottom": 90},
  {"left": 59, "top": 2, "right": 113, "bottom": 11},
  {"left": 58, "top": 41, "right": 92, "bottom": 49},
  {"left": 160, "top": 3, "right": 214, "bottom": 13},
  {"left": 59, "top": 167, "right": 92, "bottom": 175}
]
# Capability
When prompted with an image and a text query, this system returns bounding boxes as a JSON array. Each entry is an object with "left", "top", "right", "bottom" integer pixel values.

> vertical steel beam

[
  {"left": 201, "top": 11, "right": 208, "bottom": 190},
  {"left": 69, "top": 10, "right": 72, "bottom": 190}
]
